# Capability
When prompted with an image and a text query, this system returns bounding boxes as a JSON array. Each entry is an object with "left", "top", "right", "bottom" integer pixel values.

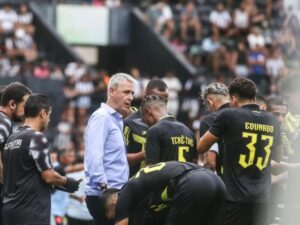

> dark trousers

[
  {"left": 165, "top": 169, "right": 226, "bottom": 225},
  {"left": 86, "top": 196, "right": 114, "bottom": 225}
]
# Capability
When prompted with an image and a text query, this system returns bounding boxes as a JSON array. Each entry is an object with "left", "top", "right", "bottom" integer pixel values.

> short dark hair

[
  {"left": 24, "top": 94, "right": 51, "bottom": 118},
  {"left": 266, "top": 96, "right": 286, "bottom": 111},
  {"left": 229, "top": 77, "right": 256, "bottom": 100},
  {"left": 1, "top": 82, "right": 32, "bottom": 106},
  {"left": 145, "top": 79, "right": 168, "bottom": 93}
]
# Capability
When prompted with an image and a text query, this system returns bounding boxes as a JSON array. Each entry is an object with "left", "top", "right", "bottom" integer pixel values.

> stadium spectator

[
  {"left": 162, "top": 71, "right": 182, "bottom": 116},
  {"left": 18, "top": 4, "right": 34, "bottom": 35},
  {"left": 50, "top": 65, "right": 64, "bottom": 80},
  {"left": 197, "top": 77, "right": 281, "bottom": 225},
  {"left": 247, "top": 47, "right": 268, "bottom": 94},
  {"left": 0, "top": 54, "right": 11, "bottom": 76},
  {"left": 0, "top": 4, "right": 18, "bottom": 34},
  {"left": 84, "top": 73, "right": 135, "bottom": 225},
  {"left": 209, "top": 2, "right": 231, "bottom": 35},
  {"left": 2, "top": 94, "right": 80, "bottom": 225},
  {"left": 180, "top": 1, "right": 202, "bottom": 42},
  {"left": 103, "top": 162, "right": 226, "bottom": 225},
  {"left": 247, "top": 26, "right": 265, "bottom": 50},
  {"left": 230, "top": 2, "right": 250, "bottom": 37},
  {"left": 266, "top": 47, "right": 285, "bottom": 93},
  {"left": 200, "top": 82, "right": 229, "bottom": 175},
  {"left": 130, "top": 67, "right": 145, "bottom": 107},
  {"left": 75, "top": 73, "right": 94, "bottom": 128},
  {"left": 105, "top": 0, "right": 122, "bottom": 8},
  {"left": 5, "top": 27, "right": 37, "bottom": 62},
  {"left": 201, "top": 31, "right": 221, "bottom": 54},
  {"left": 278, "top": 27, "right": 297, "bottom": 59},
  {"left": 146, "top": 0, "right": 175, "bottom": 39},
  {"left": 228, "top": 41, "right": 249, "bottom": 77},
  {"left": 53, "top": 109, "right": 75, "bottom": 152},
  {"left": 65, "top": 61, "right": 87, "bottom": 81},
  {"left": 181, "top": 75, "right": 202, "bottom": 120},
  {"left": 33, "top": 59, "right": 50, "bottom": 79}
]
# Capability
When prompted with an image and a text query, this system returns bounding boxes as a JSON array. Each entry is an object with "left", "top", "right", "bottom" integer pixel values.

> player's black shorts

[
  {"left": 221, "top": 201, "right": 268, "bottom": 225},
  {"left": 166, "top": 169, "right": 226, "bottom": 225}
]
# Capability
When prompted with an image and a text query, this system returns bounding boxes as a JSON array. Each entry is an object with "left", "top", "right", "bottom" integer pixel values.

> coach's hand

[{"left": 64, "top": 177, "right": 81, "bottom": 193}]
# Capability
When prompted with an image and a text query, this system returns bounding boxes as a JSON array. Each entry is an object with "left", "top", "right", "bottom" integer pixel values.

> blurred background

[{"left": 0, "top": 0, "right": 299, "bottom": 224}]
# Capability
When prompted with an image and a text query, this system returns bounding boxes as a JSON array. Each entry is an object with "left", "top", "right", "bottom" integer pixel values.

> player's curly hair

[{"left": 201, "top": 82, "right": 229, "bottom": 100}]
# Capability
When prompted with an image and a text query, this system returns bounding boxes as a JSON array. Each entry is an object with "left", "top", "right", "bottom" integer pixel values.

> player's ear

[
  {"left": 206, "top": 98, "right": 213, "bottom": 107},
  {"left": 230, "top": 95, "right": 238, "bottom": 107},
  {"left": 8, "top": 100, "right": 16, "bottom": 111},
  {"left": 40, "top": 109, "right": 46, "bottom": 118}
]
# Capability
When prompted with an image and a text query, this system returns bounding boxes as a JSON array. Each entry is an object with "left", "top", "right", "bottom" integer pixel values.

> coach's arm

[{"left": 197, "top": 131, "right": 219, "bottom": 154}]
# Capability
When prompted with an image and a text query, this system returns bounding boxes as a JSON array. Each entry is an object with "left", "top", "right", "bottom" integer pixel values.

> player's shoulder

[
  {"left": 124, "top": 110, "right": 142, "bottom": 124},
  {"left": 0, "top": 112, "right": 11, "bottom": 128},
  {"left": 201, "top": 112, "right": 218, "bottom": 124},
  {"left": 217, "top": 107, "right": 237, "bottom": 119}
]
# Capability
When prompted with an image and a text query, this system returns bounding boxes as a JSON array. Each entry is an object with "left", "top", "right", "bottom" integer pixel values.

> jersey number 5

[
  {"left": 178, "top": 146, "right": 190, "bottom": 162},
  {"left": 239, "top": 132, "right": 273, "bottom": 170}
]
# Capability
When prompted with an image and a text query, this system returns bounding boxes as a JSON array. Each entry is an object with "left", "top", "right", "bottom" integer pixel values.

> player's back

[
  {"left": 210, "top": 104, "right": 280, "bottom": 202},
  {"left": 146, "top": 116, "right": 197, "bottom": 163},
  {"left": 3, "top": 126, "right": 51, "bottom": 203}
]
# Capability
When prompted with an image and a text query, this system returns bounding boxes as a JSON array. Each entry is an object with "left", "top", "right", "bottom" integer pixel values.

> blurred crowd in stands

[
  {"left": 143, "top": 0, "right": 300, "bottom": 96},
  {"left": 1, "top": 1, "right": 299, "bottom": 153}
]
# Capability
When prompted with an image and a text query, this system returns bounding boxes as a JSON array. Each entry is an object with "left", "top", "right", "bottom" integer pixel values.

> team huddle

[{"left": 0, "top": 73, "right": 300, "bottom": 225}]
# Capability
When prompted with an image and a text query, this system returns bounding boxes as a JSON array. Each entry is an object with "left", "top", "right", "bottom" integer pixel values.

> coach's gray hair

[
  {"left": 107, "top": 73, "right": 136, "bottom": 96},
  {"left": 201, "top": 82, "right": 229, "bottom": 99}
]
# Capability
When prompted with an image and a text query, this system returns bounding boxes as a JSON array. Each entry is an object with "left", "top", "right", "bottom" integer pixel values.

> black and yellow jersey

[
  {"left": 124, "top": 110, "right": 148, "bottom": 177},
  {"left": 200, "top": 103, "right": 229, "bottom": 177},
  {"left": 115, "top": 161, "right": 202, "bottom": 223},
  {"left": 209, "top": 104, "right": 281, "bottom": 203},
  {"left": 145, "top": 116, "right": 198, "bottom": 164}
]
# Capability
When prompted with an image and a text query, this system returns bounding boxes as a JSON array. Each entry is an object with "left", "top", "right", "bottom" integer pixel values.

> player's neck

[
  {"left": 237, "top": 99, "right": 255, "bottom": 107},
  {"left": 23, "top": 118, "right": 42, "bottom": 132},
  {"left": 216, "top": 101, "right": 229, "bottom": 110}
]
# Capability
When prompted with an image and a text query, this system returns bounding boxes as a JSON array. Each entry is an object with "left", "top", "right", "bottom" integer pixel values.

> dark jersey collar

[
  {"left": 159, "top": 115, "right": 176, "bottom": 121},
  {"left": 219, "top": 103, "right": 230, "bottom": 111},
  {"left": 241, "top": 104, "right": 260, "bottom": 110}
]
